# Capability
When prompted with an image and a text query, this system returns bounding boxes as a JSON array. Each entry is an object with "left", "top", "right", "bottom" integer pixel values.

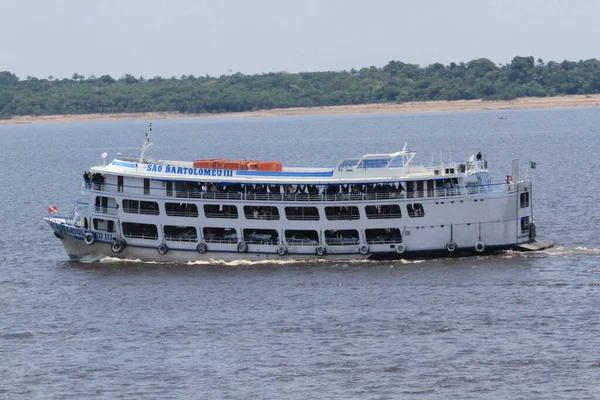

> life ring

[
  {"left": 396, "top": 243, "right": 406, "bottom": 254},
  {"left": 316, "top": 246, "right": 326, "bottom": 256},
  {"left": 157, "top": 244, "right": 169, "bottom": 255},
  {"left": 111, "top": 239, "right": 126, "bottom": 254},
  {"left": 197, "top": 243, "right": 207, "bottom": 254},
  {"left": 277, "top": 245, "right": 287, "bottom": 256},
  {"left": 84, "top": 232, "right": 95, "bottom": 245},
  {"left": 446, "top": 241, "right": 457, "bottom": 252},
  {"left": 475, "top": 241, "right": 485, "bottom": 253},
  {"left": 237, "top": 242, "right": 248, "bottom": 253},
  {"left": 359, "top": 245, "right": 369, "bottom": 255}
]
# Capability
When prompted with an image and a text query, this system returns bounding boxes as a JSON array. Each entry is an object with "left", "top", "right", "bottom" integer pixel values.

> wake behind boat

[{"left": 45, "top": 123, "right": 551, "bottom": 261}]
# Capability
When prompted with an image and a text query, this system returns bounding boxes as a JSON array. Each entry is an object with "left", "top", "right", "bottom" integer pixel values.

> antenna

[
  {"left": 101, "top": 152, "right": 108, "bottom": 166},
  {"left": 139, "top": 122, "right": 154, "bottom": 163}
]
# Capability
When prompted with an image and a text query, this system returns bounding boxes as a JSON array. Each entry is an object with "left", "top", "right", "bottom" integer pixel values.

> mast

[{"left": 139, "top": 122, "right": 154, "bottom": 163}]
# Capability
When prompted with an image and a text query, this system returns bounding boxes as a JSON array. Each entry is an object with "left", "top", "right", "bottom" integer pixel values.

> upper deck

[{"left": 91, "top": 149, "right": 487, "bottom": 186}]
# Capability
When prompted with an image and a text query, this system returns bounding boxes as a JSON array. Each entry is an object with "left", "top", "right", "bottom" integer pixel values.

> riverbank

[{"left": 2, "top": 94, "right": 600, "bottom": 125}]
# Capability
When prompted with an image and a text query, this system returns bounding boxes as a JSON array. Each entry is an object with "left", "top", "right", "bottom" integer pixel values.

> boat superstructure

[{"left": 45, "top": 124, "right": 549, "bottom": 261}]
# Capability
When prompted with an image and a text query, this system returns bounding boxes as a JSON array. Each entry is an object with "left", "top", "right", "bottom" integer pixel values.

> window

[
  {"left": 521, "top": 216, "right": 530, "bottom": 233},
  {"left": 117, "top": 176, "right": 124, "bottom": 192},
  {"left": 406, "top": 181, "right": 415, "bottom": 198},
  {"left": 434, "top": 178, "right": 459, "bottom": 196},
  {"left": 93, "top": 218, "right": 115, "bottom": 232},
  {"left": 520, "top": 192, "right": 530, "bottom": 208},
  {"left": 284, "top": 230, "right": 319, "bottom": 246},
  {"left": 324, "top": 229, "right": 359, "bottom": 246},
  {"left": 388, "top": 158, "right": 405, "bottom": 168},
  {"left": 416, "top": 181, "right": 424, "bottom": 198},
  {"left": 123, "top": 199, "right": 159, "bottom": 215},
  {"left": 325, "top": 206, "right": 360, "bottom": 220},
  {"left": 175, "top": 181, "right": 204, "bottom": 199},
  {"left": 244, "top": 206, "right": 280, "bottom": 220},
  {"left": 94, "top": 196, "right": 117, "bottom": 215},
  {"left": 426, "top": 180, "right": 434, "bottom": 197},
  {"left": 164, "top": 225, "right": 197, "bottom": 242},
  {"left": 285, "top": 206, "right": 319, "bottom": 221},
  {"left": 203, "top": 227, "right": 237, "bottom": 243},
  {"left": 365, "top": 204, "right": 401, "bottom": 219},
  {"left": 122, "top": 222, "right": 158, "bottom": 240},
  {"left": 407, "top": 203, "right": 425, "bottom": 218},
  {"left": 204, "top": 204, "right": 238, "bottom": 219},
  {"left": 338, "top": 159, "right": 359, "bottom": 169},
  {"left": 166, "top": 181, "right": 173, "bottom": 197},
  {"left": 143, "top": 178, "right": 150, "bottom": 195},
  {"left": 165, "top": 202, "right": 199, "bottom": 217},
  {"left": 365, "top": 228, "right": 402, "bottom": 244},
  {"left": 243, "top": 229, "right": 279, "bottom": 245},
  {"left": 357, "top": 158, "right": 390, "bottom": 169}
]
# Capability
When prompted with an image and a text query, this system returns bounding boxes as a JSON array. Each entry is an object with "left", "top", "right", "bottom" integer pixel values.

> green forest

[{"left": 1, "top": 55, "right": 600, "bottom": 119}]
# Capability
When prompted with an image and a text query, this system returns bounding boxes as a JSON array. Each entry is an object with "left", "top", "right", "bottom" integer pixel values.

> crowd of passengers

[
  {"left": 181, "top": 182, "right": 407, "bottom": 196},
  {"left": 83, "top": 171, "right": 105, "bottom": 189}
]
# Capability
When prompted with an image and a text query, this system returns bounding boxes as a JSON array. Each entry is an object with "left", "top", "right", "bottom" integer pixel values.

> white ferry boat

[{"left": 45, "top": 124, "right": 550, "bottom": 261}]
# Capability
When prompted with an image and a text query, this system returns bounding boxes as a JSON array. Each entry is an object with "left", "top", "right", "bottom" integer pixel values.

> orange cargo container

[
  {"left": 212, "top": 159, "right": 227, "bottom": 169},
  {"left": 193, "top": 160, "right": 213, "bottom": 169},
  {"left": 237, "top": 160, "right": 257, "bottom": 169},
  {"left": 258, "top": 161, "right": 283, "bottom": 172},
  {"left": 224, "top": 161, "right": 247, "bottom": 170}
]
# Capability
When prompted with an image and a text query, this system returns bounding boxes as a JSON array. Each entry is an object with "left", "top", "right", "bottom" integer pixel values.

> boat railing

[
  {"left": 366, "top": 238, "right": 402, "bottom": 244},
  {"left": 204, "top": 237, "right": 237, "bottom": 244},
  {"left": 85, "top": 179, "right": 530, "bottom": 202},
  {"left": 245, "top": 239, "right": 279, "bottom": 245},
  {"left": 123, "top": 232, "right": 159, "bottom": 240},
  {"left": 122, "top": 207, "right": 160, "bottom": 215},
  {"left": 325, "top": 214, "right": 361, "bottom": 221},
  {"left": 204, "top": 212, "right": 239, "bottom": 219},
  {"left": 165, "top": 235, "right": 198, "bottom": 242},
  {"left": 93, "top": 205, "right": 118, "bottom": 216},
  {"left": 365, "top": 213, "right": 403, "bottom": 219},
  {"left": 284, "top": 215, "right": 320, "bottom": 221},
  {"left": 285, "top": 240, "right": 318, "bottom": 247},
  {"left": 325, "top": 238, "right": 360, "bottom": 246},
  {"left": 244, "top": 213, "right": 280, "bottom": 220},
  {"left": 164, "top": 210, "right": 200, "bottom": 218},
  {"left": 75, "top": 198, "right": 89, "bottom": 213}
]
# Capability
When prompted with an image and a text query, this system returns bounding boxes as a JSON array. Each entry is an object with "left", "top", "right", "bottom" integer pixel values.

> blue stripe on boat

[
  {"left": 236, "top": 170, "right": 334, "bottom": 177},
  {"left": 111, "top": 161, "right": 136, "bottom": 168}
]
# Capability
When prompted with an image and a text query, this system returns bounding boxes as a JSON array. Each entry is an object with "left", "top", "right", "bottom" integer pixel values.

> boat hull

[{"left": 45, "top": 217, "right": 540, "bottom": 262}]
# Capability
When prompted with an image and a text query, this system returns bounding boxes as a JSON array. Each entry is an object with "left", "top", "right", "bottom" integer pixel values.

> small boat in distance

[{"left": 45, "top": 123, "right": 552, "bottom": 261}]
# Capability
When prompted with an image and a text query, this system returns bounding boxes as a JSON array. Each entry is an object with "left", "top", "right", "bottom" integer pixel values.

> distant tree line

[{"left": 2, "top": 56, "right": 600, "bottom": 119}]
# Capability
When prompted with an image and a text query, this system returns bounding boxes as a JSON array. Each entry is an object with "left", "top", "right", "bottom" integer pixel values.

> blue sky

[{"left": 1, "top": 0, "right": 598, "bottom": 79}]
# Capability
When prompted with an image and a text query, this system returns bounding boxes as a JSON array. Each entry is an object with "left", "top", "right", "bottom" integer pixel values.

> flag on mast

[
  {"left": 48, "top": 205, "right": 58, "bottom": 213},
  {"left": 530, "top": 161, "right": 537, "bottom": 169}
]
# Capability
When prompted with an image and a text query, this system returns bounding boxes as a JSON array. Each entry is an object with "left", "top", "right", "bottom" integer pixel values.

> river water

[{"left": 1, "top": 109, "right": 600, "bottom": 399}]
